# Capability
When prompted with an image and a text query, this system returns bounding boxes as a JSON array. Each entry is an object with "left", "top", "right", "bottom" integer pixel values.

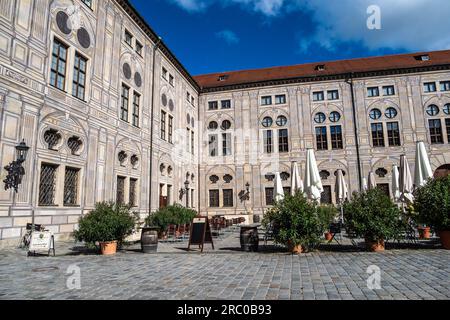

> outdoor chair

[
  {"left": 167, "top": 224, "right": 177, "bottom": 242},
  {"left": 327, "top": 222, "right": 343, "bottom": 245}
]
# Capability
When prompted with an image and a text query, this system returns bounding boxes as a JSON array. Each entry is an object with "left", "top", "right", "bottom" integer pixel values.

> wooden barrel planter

[
  {"left": 141, "top": 227, "right": 159, "bottom": 253},
  {"left": 240, "top": 225, "right": 259, "bottom": 252}
]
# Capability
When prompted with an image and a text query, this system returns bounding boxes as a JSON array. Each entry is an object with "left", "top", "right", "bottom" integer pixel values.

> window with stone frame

[
  {"left": 124, "top": 29, "right": 133, "bottom": 47},
  {"left": 81, "top": 0, "right": 92, "bottom": 8},
  {"left": 50, "top": 38, "right": 68, "bottom": 91},
  {"left": 315, "top": 126, "right": 328, "bottom": 151},
  {"left": 377, "top": 183, "right": 390, "bottom": 197},
  {"left": 160, "top": 110, "right": 166, "bottom": 140},
  {"left": 72, "top": 52, "right": 87, "bottom": 100},
  {"left": 261, "top": 96, "right": 272, "bottom": 106},
  {"left": 223, "top": 189, "right": 234, "bottom": 207},
  {"left": 208, "top": 101, "right": 218, "bottom": 110},
  {"left": 382, "top": 85, "right": 395, "bottom": 96},
  {"left": 278, "top": 129, "right": 289, "bottom": 152},
  {"left": 367, "top": 87, "right": 379, "bottom": 97},
  {"left": 312, "top": 91, "right": 324, "bottom": 101},
  {"left": 446, "top": 119, "right": 450, "bottom": 143},
  {"left": 263, "top": 130, "right": 273, "bottom": 154},
  {"left": 209, "top": 134, "right": 218, "bottom": 157},
  {"left": 330, "top": 125, "right": 343, "bottom": 150},
  {"left": 424, "top": 82, "right": 437, "bottom": 93},
  {"left": 265, "top": 187, "right": 274, "bottom": 206},
  {"left": 221, "top": 100, "right": 231, "bottom": 109},
  {"left": 387, "top": 122, "right": 401, "bottom": 146},
  {"left": 39, "top": 163, "right": 58, "bottom": 206},
  {"left": 67, "top": 136, "right": 82, "bottom": 155},
  {"left": 63, "top": 167, "right": 80, "bottom": 206},
  {"left": 129, "top": 178, "right": 138, "bottom": 207},
  {"left": 440, "top": 81, "right": 450, "bottom": 92},
  {"left": 116, "top": 176, "right": 126, "bottom": 204},
  {"left": 327, "top": 90, "right": 339, "bottom": 100},
  {"left": 135, "top": 41, "right": 143, "bottom": 56},
  {"left": 275, "top": 94, "right": 286, "bottom": 104},
  {"left": 120, "top": 84, "right": 130, "bottom": 122},
  {"left": 132, "top": 92, "right": 140, "bottom": 127},
  {"left": 321, "top": 186, "right": 332, "bottom": 204},
  {"left": 168, "top": 115, "right": 173, "bottom": 143},
  {"left": 191, "top": 130, "right": 195, "bottom": 154},
  {"left": 283, "top": 187, "right": 291, "bottom": 196},
  {"left": 44, "top": 129, "right": 62, "bottom": 150},
  {"left": 428, "top": 119, "right": 444, "bottom": 144},
  {"left": 371, "top": 123, "right": 385, "bottom": 147},
  {"left": 209, "top": 190, "right": 220, "bottom": 207},
  {"left": 222, "top": 133, "right": 232, "bottom": 156}
]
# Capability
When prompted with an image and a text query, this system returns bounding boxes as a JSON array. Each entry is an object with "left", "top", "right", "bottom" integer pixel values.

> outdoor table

[{"left": 240, "top": 224, "right": 260, "bottom": 252}]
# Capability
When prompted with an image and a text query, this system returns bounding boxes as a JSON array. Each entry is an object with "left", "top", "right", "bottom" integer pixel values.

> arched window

[
  {"left": 314, "top": 112, "right": 326, "bottom": 124},
  {"left": 208, "top": 121, "right": 218, "bottom": 130},
  {"left": 329, "top": 111, "right": 341, "bottom": 123},
  {"left": 262, "top": 117, "right": 273, "bottom": 127},
  {"left": 385, "top": 107, "right": 398, "bottom": 119},
  {"left": 426, "top": 105, "right": 440, "bottom": 116},
  {"left": 276, "top": 115, "right": 288, "bottom": 127},
  {"left": 369, "top": 108, "right": 382, "bottom": 120}
]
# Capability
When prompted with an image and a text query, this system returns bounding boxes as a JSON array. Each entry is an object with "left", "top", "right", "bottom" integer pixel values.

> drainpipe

[
  {"left": 345, "top": 74, "right": 363, "bottom": 192},
  {"left": 148, "top": 37, "right": 162, "bottom": 214}
]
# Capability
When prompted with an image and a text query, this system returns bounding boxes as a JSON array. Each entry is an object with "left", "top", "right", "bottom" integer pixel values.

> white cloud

[
  {"left": 169, "top": 0, "right": 285, "bottom": 15},
  {"left": 216, "top": 30, "right": 240, "bottom": 44}
]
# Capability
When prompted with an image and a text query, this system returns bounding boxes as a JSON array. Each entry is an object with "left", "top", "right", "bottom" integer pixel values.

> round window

[
  {"left": 385, "top": 107, "right": 398, "bottom": 119},
  {"left": 314, "top": 112, "right": 326, "bottom": 124},
  {"left": 329, "top": 111, "right": 341, "bottom": 123},
  {"left": 276, "top": 116, "right": 288, "bottom": 126},
  {"left": 444, "top": 104, "right": 450, "bottom": 115},
  {"left": 369, "top": 108, "right": 382, "bottom": 120},
  {"left": 221, "top": 120, "right": 232, "bottom": 130},
  {"left": 208, "top": 121, "right": 218, "bottom": 130},
  {"left": 262, "top": 117, "right": 273, "bottom": 127},
  {"left": 426, "top": 105, "right": 439, "bottom": 117}
]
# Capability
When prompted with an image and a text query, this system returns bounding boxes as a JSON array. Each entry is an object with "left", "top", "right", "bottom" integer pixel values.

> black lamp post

[
  {"left": 184, "top": 180, "right": 190, "bottom": 207},
  {"left": 4, "top": 139, "right": 29, "bottom": 192}
]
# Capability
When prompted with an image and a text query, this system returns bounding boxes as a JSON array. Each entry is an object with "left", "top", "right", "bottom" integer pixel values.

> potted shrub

[
  {"left": 414, "top": 176, "right": 450, "bottom": 249},
  {"left": 343, "top": 188, "right": 404, "bottom": 252},
  {"left": 74, "top": 202, "right": 138, "bottom": 255},
  {"left": 316, "top": 205, "right": 339, "bottom": 241},
  {"left": 262, "top": 193, "right": 323, "bottom": 253}
]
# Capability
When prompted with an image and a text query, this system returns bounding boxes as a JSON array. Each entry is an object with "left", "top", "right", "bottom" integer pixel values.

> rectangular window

[
  {"left": 315, "top": 126, "right": 328, "bottom": 151},
  {"left": 117, "top": 176, "right": 126, "bottom": 204},
  {"left": 446, "top": 119, "right": 450, "bottom": 143},
  {"left": 132, "top": 92, "right": 140, "bottom": 127},
  {"left": 39, "top": 163, "right": 58, "bottom": 206},
  {"left": 263, "top": 130, "right": 273, "bottom": 154},
  {"left": 387, "top": 122, "right": 401, "bottom": 146},
  {"left": 129, "top": 178, "right": 137, "bottom": 207},
  {"left": 424, "top": 82, "right": 437, "bottom": 93},
  {"left": 168, "top": 115, "right": 173, "bottom": 143},
  {"left": 191, "top": 96, "right": 195, "bottom": 106},
  {"left": 160, "top": 110, "right": 166, "bottom": 140},
  {"left": 261, "top": 96, "right": 272, "bottom": 106},
  {"left": 278, "top": 129, "right": 289, "bottom": 152},
  {"left": 382, "top": 85, "right": 395, "bottom": 96},
  {"left": 209, "top": 190, "right": 220, "bottom": 207},
  {"left": 429, "top": 119, "right": 444, "bottom": 144},
  {"left": 120, "top": 84, "right": 129, "bottom": 122},
  {"left": 223, "top": 189, "right": 234, "bottom": 207},
  {"left": 371, "top": 123, "right": 385, "bottom": 147},
  {"left": 221, "top": 100, "right": 231, "bottom": 109},
  {"left": 275, "top": 94, "right": 286, "bottom": 104},
  {"left": 265, "top": 188, "right": 274, "bottom": 206},
  {"left": 440, "top": 81, "right": 450, "bottom": 92},
  {"left": 186, "top": 92, "right": 190, "bottom": 101},
  {"left": 367, "top": 87, "right": 379, "bottom": 97},
  {"left": 209, "top": 134, "right": 218, "bottom": 157},
  {"left": 162, "top": 67, "right": 167, "bottom": 80},
  {"left": 330, "top": 125, "right": 343, "bottom": 150},
  {"left": 321, "top": 186, "right": 332, "bottom": 204},
  {"left": 63, "top": 167, "right": 79, "bottom": 206},
  {"left": 377, "top": 183, "right": 390, "bottom": 197},
  {"left": 81, "top": 0, "right": 92, "bottom": 8},
  {"left": 191, "top": 130, "right": 195, "bottom": 154},
  {"left": 208, "top": 101, "right": 218, "bottom": 110},
  {"left": 50, "top": 39, "right": 68, "bottom": 91},
  {"left": 169, "top": 74, "right": 174, "bottom": 86},
  {"left": 313, "top": 91, "right": 324, "bottom": 101},
  {"left": 222, "top": 133, "right": 232, "bottom": 156},
  {"left": 135, "top": 41, "right": 143, "bottom": 56},
  {"left": 72, "top": 52, "right": 87, "bottom": 100},
  {"left": 186, "top": 128, "right": 190, "bottom": 153},
  {"left": 124, "top": 30, "right": 133, "bottom": 46},
  {"left": 283, "top": 187, "right": 291, "bottom": 196},
  {"left": 327, "top": 90, "right": 339, "bottom": 100}
]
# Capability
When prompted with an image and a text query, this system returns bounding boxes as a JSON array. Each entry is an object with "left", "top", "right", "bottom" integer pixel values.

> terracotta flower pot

[
  {"left": 287, "top": 241, "right": 303, "bottom": 254},
  {"left": 325, "top": 232, "right": 333, "bottom": 241},
  {"left": 100, "top": 241, "right": 118, "bottom": 255},
  {"left": 365, "top": 239, "right": 385, "bottom": 252},
  {"left": 418, "top": 227, "right": 431, "bottom": 240},
  {"left": 439, "top": 231, "right": 450, "bottom": 250}
]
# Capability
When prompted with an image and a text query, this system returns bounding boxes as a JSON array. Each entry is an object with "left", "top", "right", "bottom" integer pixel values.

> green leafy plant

[
  {"left": 262, "top": 193, "right": 323, "bottom": 251},
  {"left": 316, "top": 205, "right": 339, "bottom": 232},
  {"left": 74, "top": 202, "right": 139, "bottom": 248},
  {"left": 343, "top": 188, "right": 404, "bottom": 243},
  {"left": 145, "top": 204, "right": 197, "bottom": 231},
  {"left": 414, "top": 175, "right": 450, "bottom": 231}
]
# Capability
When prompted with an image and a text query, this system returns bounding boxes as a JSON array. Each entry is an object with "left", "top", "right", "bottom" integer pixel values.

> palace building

[{"left": 1, "top": 0, "right": 450, "bottom": 243}]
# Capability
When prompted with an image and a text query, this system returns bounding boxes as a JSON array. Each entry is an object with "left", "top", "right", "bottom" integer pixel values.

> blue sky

[{"left": 129, "top": 0, "right": 450, "bottom": 76}]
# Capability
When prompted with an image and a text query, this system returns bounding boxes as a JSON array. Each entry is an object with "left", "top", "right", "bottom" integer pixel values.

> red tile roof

[{"left": 194, "top": 50, "right": 450, "bottom": 90}]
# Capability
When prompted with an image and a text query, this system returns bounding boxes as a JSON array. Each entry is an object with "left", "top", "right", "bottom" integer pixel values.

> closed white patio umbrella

[
  {"left": 274, "top": 172, "right": 285, "bottom": 202},
  {"left": 362, "top": 177, "right": 368, "bottom": 192},
  {"left": 291, "top": 162, "right": 303, "bottom": 196},
  {"left": 368, "top": 172, "right": 377, "bottom": 190},
  {"left": 392, "top": 165, "right": 401, "bottom": 201},
  {"left": 335, "top": 169, "right": 348, "bottom": 223},
  {"left": 414, "top": 141, "right": 433, "bottom": 188},
  {"left": 304, "top": 149, "right": 324, "bottom": 202},
  {"left": 399, "top": 155, "right": 414, "bottom": 204}
]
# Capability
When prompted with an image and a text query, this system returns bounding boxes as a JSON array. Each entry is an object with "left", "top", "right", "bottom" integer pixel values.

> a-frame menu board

[{"left": 188, "top": 216, "right": 214, "bottom": 253}]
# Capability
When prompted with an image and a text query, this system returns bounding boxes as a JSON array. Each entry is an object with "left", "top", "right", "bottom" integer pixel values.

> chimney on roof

[
  {"left": 414, "top": 54, "right": 430, "bottom": 61},
  {"left": 315, "top": 64, "right": 326, "bottom": 71}
]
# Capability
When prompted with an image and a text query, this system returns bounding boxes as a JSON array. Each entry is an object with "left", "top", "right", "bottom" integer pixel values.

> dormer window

[
  {"left": 415, "top": 54, "right": 430, "bottom": 61},
  {"left": 315, "top": 64, "right": 326, "bottom": 71},
  {"left": 218, "top": 75, "right": 229, "bottom": 81}
]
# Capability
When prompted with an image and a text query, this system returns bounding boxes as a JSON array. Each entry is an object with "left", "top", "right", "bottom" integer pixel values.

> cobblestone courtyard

[{"left": 0, "top": 232, "right": 449, "bottom": 300}]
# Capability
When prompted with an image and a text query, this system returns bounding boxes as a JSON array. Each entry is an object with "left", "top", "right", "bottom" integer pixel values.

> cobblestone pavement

[{"left": 0, "top": 231, "right": 449, "bottom": 300}]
